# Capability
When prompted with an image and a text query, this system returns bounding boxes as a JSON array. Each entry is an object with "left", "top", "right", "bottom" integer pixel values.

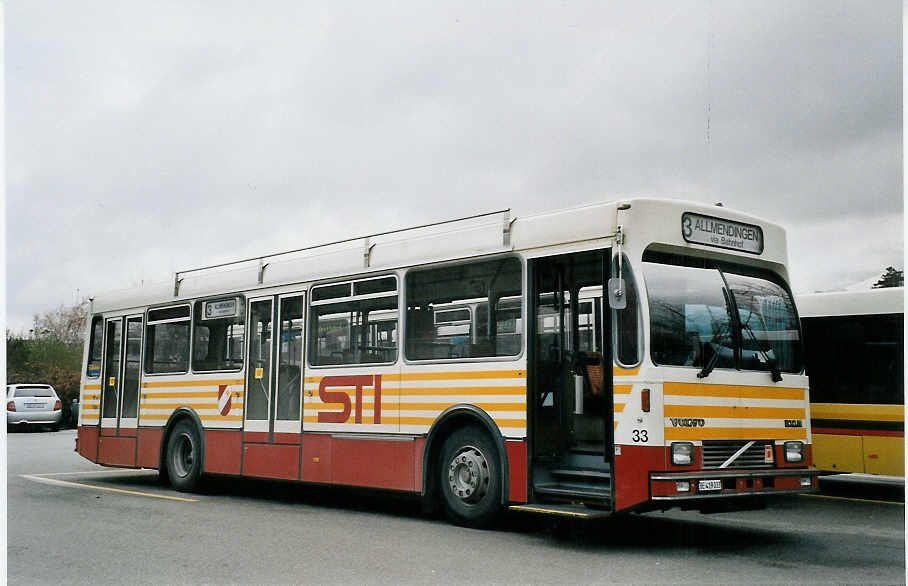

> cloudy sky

[{"left": 6, "top": 1, "right": 902, "bottom": 333}]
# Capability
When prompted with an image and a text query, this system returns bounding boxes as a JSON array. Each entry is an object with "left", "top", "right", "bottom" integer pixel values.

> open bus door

[
  {"left": 529, "top": 249, "right": 613, "bottom": 509},
  {"left": 242, "top": 293, "right": 305, "bottom": 480}
]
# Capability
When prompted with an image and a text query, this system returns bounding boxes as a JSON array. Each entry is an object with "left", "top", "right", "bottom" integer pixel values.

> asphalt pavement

[{"left": 7, "top": 429, "right": 906, "bottom": 585}]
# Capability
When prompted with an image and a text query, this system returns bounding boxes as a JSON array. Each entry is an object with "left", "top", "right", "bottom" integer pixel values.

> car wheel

[
  {"left": 165, "top": 419, "right": 203, "bottom": 492},
  {"left": 438, "top": 425, "right": 502, "bottom": 528}
]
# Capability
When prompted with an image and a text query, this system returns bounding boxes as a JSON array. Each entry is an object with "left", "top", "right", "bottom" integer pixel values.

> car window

[{"left": 14, "top": 387, "right": 54, "bottom": 397}]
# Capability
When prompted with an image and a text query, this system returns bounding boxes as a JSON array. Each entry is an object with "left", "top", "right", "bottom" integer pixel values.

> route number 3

[{"left": 632, "top": 429, "right": 648, "bottom": 443}]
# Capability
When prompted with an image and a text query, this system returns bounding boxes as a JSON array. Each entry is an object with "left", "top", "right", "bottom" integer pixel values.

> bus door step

[{"left": 534, "top": 466, "right": 611, "bottom": 505}]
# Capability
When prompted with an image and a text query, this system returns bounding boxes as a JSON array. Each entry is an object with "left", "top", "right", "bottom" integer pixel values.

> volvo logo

[{"left": 669, "top": 418, "right": 706, "bottom": 428}]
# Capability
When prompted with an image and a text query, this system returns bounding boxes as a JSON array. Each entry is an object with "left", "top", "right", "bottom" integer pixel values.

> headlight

[
  {"left": 784, "top": 441, "right": 804, "bottom": 463},
  {"left": 671, "top": 442, "right": 694, "bottom": 466}
]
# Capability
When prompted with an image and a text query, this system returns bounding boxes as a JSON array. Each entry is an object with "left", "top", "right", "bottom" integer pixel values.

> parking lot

[{"left": 8, "top": 429, "right": 905, "bottom": 584}]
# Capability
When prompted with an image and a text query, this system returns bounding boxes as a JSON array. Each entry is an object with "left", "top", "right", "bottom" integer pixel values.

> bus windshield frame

[{"left": 643, "top": 252, "right": 802, "bottom": 375}]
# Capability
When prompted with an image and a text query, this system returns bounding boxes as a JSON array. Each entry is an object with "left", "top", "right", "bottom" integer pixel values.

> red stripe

[{"left": 813, "top": 427, "right": 904, "bottom": 438}]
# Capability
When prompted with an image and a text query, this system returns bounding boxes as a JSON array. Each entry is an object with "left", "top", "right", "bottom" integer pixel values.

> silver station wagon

[{"left": 6, "top": 384, "right": 63, "bottom": 431}]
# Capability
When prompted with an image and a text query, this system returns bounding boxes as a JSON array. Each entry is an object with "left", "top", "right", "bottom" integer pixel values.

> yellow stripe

[
  {"left": 141, "top": 379, "right": 244, "bottom": 388},
  {"left": 82, "top": 405, "right": 99, "bottom": 411},
  {"left": 613, "top": 384, "right": 632, "bottom": 395},
  {"left": 82, "top": 394, "right": 101, "bottom": 400},
  {"left": 664, "top": 405, "right": 806, "bottom": 419},
  {"left": 664, "top": 427, "right": 807, "bottom": 440},
  {"left": 138, "top": 413, "right": 244, "bottom": 422},
  {"left": 664, "top": 382, "right": 805, "bottom": 401},
  {"left": 614, "top": 403, "right": 626, "bottom": 413},
  {"left": 306, "top": 402, "right": 525, "bottom": 412},
  {"left": 83, "top": 384, "right": 101, "bottom": 391},
  {"left": 302, "top": 415, "right": 526, "bottom": 428},
  {"left": 304, "top": 370, "right": 526, "bottom": 384},
  {"left": 614, "top": 366, "right": 640, "bottom": 376},
  {"left": 810, "top": 403, "right": 904, "bottom": 422},
  {"left": 142, "top": 391, "right": 243, "bottom": 399},
  {"left": 304, "top": 385, "right": 525, "bottom": 396},
  {"left": 140, "top": 402, "right": 244, "bottom": 410},
  {"left": 396, "top": 386, "right": 525, "bottom": 396}
]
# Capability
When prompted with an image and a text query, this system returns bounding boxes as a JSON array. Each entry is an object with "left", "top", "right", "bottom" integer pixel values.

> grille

[{"left": 702, "top": 440, "right": 774, "bottom": 469}]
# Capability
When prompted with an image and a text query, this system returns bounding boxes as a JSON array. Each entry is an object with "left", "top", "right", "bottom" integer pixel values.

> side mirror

[{"left": 608, "top": 277, "right": 627, "bottom": 309}]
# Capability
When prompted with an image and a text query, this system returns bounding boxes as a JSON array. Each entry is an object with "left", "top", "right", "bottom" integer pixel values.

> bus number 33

[{"left": 632, "top": 429, "right": 648, "bottom": 443}]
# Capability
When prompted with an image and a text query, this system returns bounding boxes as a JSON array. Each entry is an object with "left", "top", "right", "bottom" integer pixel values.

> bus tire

[
  {"left": 439, "top": 425, "right": 502, "bottom": 528},
  {"left": 165, "top": 419, "right": 203, "bottom": 492}
]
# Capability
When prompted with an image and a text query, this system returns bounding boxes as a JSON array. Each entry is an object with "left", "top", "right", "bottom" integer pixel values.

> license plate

[
  {"left": 698, "top": 479, "right": 722, "bottom": 491},
  {"left": 25, "top": 402, "right": 43, "bottom": 408}
]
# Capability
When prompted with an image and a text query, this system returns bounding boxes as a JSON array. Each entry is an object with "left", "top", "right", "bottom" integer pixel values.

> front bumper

[
  {"left": 650, "top": 468, "right": 821, "bottom": 503},
  {"left": 7, "top": 410, "right": 63, "bottom": 425}
]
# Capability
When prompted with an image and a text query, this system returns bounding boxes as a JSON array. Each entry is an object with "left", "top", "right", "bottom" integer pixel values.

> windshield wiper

[
  {"left": 697, "top": 319, "right": 730, "bottom": 379},
  {"left": 698, "top": 289, "right": 734, "bottom": 379},
  {"left": 696, "top": 343, "right": 720, "bottom": 379},
  {"left": 739, "top": 320, "right": 783, "bottom": 382}
]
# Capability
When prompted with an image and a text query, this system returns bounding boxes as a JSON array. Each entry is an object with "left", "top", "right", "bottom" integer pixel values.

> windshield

[
  {"left": 14, "top": 386, "right": 54, "bottom": 397},
  {"left": 643, "top": 260, "right": 802, "bottom": 374}
]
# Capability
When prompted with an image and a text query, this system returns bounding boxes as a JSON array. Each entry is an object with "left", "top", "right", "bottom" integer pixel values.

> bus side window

[
  {"left": 309, "top": 276, "right": 398, "bottom": 366},
  {"left": 613, "top": 255, "right": 640, "bottom": 366},
  {"left": 86, "top": 316, "right": 103, "bottom": 378},
  {"left": 192, "top": 296, "right": 245, "bottom": 372},
  {"left": 144, "top": 305, "right": 191, "bottom": 374}
]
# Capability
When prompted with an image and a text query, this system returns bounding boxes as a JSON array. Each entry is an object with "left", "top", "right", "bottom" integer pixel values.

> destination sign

[
  {"left": 203, "top": 298, "right": 240, "bottom": 320},
  {"left": 681, "top": 212, "right": 763, "bottom": 254}
]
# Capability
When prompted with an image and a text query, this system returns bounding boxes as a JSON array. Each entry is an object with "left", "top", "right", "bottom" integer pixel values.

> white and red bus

[{"left": 77, "top": 198, "right": 818, "bottom": 526}]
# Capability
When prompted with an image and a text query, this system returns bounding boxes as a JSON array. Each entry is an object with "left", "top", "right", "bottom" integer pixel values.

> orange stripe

[
  {"left": 83, "top": 384, "right": 101, "bottom": 391},
  {"left": 614, "top": 366, "right": 640, "bottom": 376},
  {"left": 301, "top": 416, "right": 526, "bottom": 428},
  {"left": 396, "top": 386, "right": 525, "bottom": 396},
  {"left": 141, "top": 402, "right": 244, "bottom": 410},
  {"left": 142, "top": 391, "right": 242, "bottom": 399},
  {"left": 141, "top": 379, "right": 244, "bottom": 388},
  {"left": 305, "top": 402, "right": 525, "bottom": 412},
  {"left": 664, "top": 382, "right": 804, "bottom": 401},
  {"left": 664, "top": 427, "right": 807, "bottom": 441},
  {"left": 664, "top": 405, "right": 806, "bottom": 419},
  {"left": 304, "top": 370, "right": 525, "bottom": 384},
  {"left": 613, "top": 384, "right": 632, "bottom": 395},
  {"left": 614, "top": 403, "right": 626, "bottom": 413},
  {"left": 139, "top": 413, "right": 243, "bottom": 422}
]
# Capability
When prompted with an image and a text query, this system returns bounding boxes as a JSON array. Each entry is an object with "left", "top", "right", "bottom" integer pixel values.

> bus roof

[
  {"left": 90, "top": 197, "right": 790, "bottom": 314},
  {"left": 796, "top": 287, "right": 904, "bottom": 318}
]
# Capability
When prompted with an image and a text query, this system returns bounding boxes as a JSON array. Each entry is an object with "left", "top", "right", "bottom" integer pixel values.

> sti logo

[{"left": 318, "top": 375, "right": 382, "bottom": 424}]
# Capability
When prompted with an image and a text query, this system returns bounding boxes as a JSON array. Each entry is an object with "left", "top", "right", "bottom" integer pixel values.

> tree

[
  {"left": 873, "top": 266, "right": 904, "bottom": 289},
  {"left": 7, "top": 302, "right": 88, "bottom": 404}
]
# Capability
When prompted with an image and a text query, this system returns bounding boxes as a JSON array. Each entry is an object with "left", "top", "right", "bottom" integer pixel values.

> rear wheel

[
  {"left": 438, "top": 426, "right": 502, "bottom": 528},
  {"left": 166, "top": 420, "right": 203, "bottom": 492}
]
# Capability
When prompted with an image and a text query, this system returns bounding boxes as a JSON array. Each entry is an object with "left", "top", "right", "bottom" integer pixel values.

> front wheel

[
  {"left": 166, "top": 420, "right": 203, "bottom": 492},
  {"left": 438, "top": 426, "right": 502, "bottom": 528}
]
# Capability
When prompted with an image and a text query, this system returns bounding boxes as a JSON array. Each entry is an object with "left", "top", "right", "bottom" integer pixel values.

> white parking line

[
  {"left": 20, "top": 474, "right": 198, "bottom": 502},
  {"left": 32, "top": 469, "right": 153, "bottom": 477}
]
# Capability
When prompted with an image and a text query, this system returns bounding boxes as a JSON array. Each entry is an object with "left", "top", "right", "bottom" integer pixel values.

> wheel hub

[
  {"left": 448, "top": 445, "right": 490, "bottom": 504},
  {"left": 172, "top": 433, "right": 194, "bottom": 478}
]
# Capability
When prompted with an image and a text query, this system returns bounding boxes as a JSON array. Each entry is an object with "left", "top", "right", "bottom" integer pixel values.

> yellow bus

[{"left": 798, "top": 288, "right": 904, "bottom": 477}]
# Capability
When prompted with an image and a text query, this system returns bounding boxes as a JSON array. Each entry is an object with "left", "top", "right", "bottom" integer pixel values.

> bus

[
  {"left": 76, "top": 198, "right": 818, "bottom": 526},
  {"left": 797, "top": 288, "right": 904, "bottom": 477}
]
